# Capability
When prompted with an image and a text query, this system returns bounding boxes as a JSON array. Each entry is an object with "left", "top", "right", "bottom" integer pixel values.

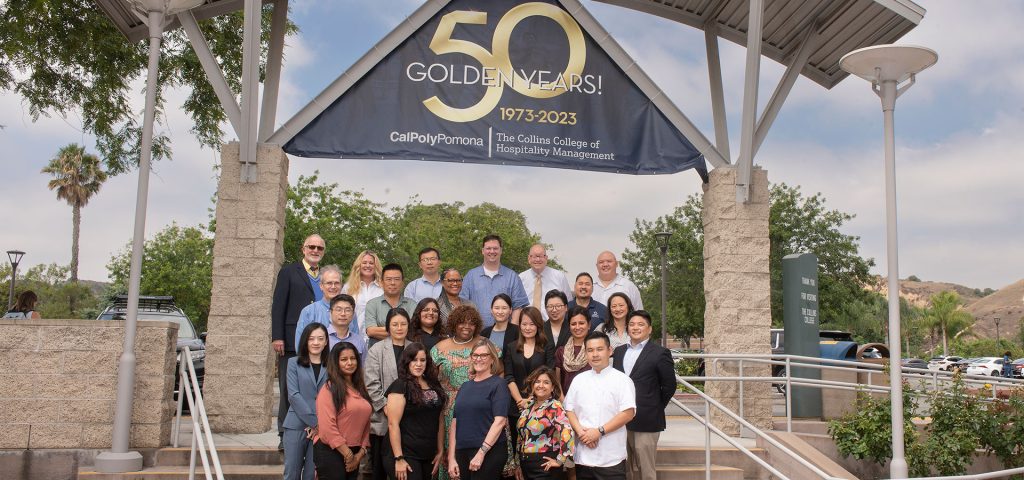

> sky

[{"left": 1, "top": 0, "right": 1022, "bottom": 291}]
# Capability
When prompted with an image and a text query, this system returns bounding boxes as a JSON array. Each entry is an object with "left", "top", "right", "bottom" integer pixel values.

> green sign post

[{"left": 783, "top": 253, "right": 822, "bottom": 417}]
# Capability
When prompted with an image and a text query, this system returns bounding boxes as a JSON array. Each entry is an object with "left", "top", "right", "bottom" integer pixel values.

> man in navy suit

[
  {"left": 612, "top": 310, "right": 676, "bottom": 480},
  {"left": 271, "top": 234, "right": 325, "bottom": 450}
]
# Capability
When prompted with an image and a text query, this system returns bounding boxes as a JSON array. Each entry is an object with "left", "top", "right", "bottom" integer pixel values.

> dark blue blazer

[
  {"left": 272, "top": 262, "right": 316, "bottom": 354},
  {"left": 613, "top": 340, "right": 676, "bottom": 432}
]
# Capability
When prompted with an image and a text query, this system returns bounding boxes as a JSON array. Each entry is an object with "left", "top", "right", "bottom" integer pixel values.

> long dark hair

[
  {"left": 604, "top": 292, "right": 634, "bottom": 335},
  {"left": 411, "top": 298, "right": 447, "bottom": 341},
  {"left": 396, "top": 342, "right": 447, "bottom": 406},
  {"left": 325, "top": 342, "right": 370, "bottom": 412},
  {"left": 516, "top": 306, "right": 548, "bottom": 353},
  {"left": 297, "top": 323, "right": 329, "bottom": 367},
  {"left": 13, "top": 291, "right": 37, "bottom": 312}
]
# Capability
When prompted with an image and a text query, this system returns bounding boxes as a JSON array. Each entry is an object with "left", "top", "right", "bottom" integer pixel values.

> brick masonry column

[
  {"left": 204, "top": 143, "right": 289, "bottom": 433},
  {"left": 702, "top": 166, "right": 772, "bottom": 435}
]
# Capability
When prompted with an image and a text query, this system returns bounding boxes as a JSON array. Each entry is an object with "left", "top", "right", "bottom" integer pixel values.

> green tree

[
  {"left": 926, "top": 291, "right": 974, "bottom": 356},
  {"left": 106, "top": 224, "right": 213, "bottom": 331},
  {"left": 388, "top": 200, "right": 552, "bottom": 277},
  {"left": 283, "top": 173, "right": 393, "bottom": 271},
  {"left": 0, "top": 1, "right": 294, "bottom": 173},
  {"left": 621, "top": 183, "right": 876, "bottom": 343},
  {"left": 41, "top": 144, "right": 108, "bottom": 282},
  {"left": 0, "top": 263, "right": 98, "bottom": 318}
]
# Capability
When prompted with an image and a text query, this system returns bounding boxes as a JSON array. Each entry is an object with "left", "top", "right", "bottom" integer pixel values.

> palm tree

[
  {"left": 926, "top": 291, "right": 973, "bottom": 356},
  {"left": 41, "top": 144, "right": 108, "bottom": 282}
]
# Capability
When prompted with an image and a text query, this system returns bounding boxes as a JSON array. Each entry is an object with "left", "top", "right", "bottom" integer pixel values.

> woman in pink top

[{"left": 316, "top": 342, "right": 373, "bottom": 480}]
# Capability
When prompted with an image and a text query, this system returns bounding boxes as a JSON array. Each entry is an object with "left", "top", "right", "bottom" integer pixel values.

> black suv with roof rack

[{"left": 97, "top": 295, "right": 206, "bottom": 399}]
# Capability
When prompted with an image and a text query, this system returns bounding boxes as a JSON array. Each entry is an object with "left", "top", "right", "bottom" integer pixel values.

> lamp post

[
  {"left": 92, "top": 0, "right": 205, "bottom": 473},
  {"left": 655, "top": 232, "right": 672, "bottom": 347},
  {"left": 840, "top": 44, "right": 937, "bottom": 480},
  {"left": 995, "top": 317, "right": 1000, "bottom": 345},
  {"left": 6, "top": 250, "right": 25, "bottom": 310}
]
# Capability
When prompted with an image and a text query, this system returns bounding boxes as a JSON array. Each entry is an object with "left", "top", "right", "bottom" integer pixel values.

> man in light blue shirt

[
  {"left": 403, "top": 247, "right": 443, "bottom": 301},
  {"left": 293, "top": 265, "right": 360, "bottom": 351},
  {"left": 460, "top": 234, "right": 529, "bottom": 328},
  {"left": 326, "top": 294, "right": 366, "bottom": 356}
]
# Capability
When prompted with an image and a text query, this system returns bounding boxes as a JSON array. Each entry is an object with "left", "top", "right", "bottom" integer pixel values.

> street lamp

[
  {"left": 654, "top": 232, "right": 672, "bottom": 347},
  {"left": 92, "top": 0, "right": 205, "bottom": 474},
  {"left": 6, "top": 250, "right": 25, "bottom": 310},
  {"left": 840, "top": 44, "right": 937, "bottom": 480}
]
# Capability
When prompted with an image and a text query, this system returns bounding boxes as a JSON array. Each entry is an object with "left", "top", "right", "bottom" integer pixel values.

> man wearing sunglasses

[{"left": 271, "top": 234, "right": 325, "bottom": 450}]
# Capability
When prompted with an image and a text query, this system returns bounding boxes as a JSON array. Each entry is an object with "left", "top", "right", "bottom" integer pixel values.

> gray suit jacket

[
  {"left": 283, "top": 356, "right": 328, "bottom": 429},
  {"left": 365, "top": 339, "right": 400, "bottom": 436}
]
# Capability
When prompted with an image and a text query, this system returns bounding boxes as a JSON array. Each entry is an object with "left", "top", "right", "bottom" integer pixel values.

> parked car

[
  {"left": 949, "top": 357, "right": 980, "bottom": 373},
  {"left": 965, "top": 357, "right": 1005, "bottom": 377},
  {"left": 97, "top": 295, "right": 206, "bottom": 400},
  {"left": 901, "top": 358, "right": 929, "bottom": 371},
  {"left": 927, "top": 356, "right": 963, "bottom": 371},
  {"left": 1011, "top": 358, "right": 1024, "bottom": 378}
]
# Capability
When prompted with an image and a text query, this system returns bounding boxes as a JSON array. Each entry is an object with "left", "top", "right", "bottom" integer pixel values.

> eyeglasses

[
  {"left": 546, "top": 304, "right": 566, "bottom": 310},
  {"left": 305, "top": 245, "right": 325, "bottom": 251},
  {"left": 470, "top": 353, "right": 491, "bottom": 360},
  {"left": 445, "top": 278, "right": 463, "bottom": 283},
  {"left": 332, "top": 307, "right": 354, "bottom": 313},
  {"left": 420, "top": 257, "right": 439, "bottom": 262},
  {"left": 322, "top": 281, "right": 342, "bottom": 287},
  {"left": 421, "top": 308, "right": 439, "bottom": 314}
]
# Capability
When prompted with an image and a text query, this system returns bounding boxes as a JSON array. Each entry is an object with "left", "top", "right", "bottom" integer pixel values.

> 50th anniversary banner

[{"left": 283, "top": 0, "right": 706, "bottom": 176}]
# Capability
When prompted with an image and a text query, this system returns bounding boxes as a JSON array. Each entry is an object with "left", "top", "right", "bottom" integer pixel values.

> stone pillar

[
  {"left": 702, "top": 166, "right": 772, "bottom": 435},
  {"left": 204, "top": 143, "right": 289, "bottom": 433}
]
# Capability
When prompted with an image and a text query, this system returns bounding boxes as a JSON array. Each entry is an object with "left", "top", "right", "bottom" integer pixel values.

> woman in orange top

[{"left": 316, "top": 342, "right": 373, "bottom": 480}]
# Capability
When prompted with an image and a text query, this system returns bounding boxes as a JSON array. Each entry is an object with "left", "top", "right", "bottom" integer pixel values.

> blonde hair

[
  {"left": 471, "top": 339, "right": 504, "bottom": 376},
  {"left": 344, "top": 250, "right": 383, "bottom": 296}
]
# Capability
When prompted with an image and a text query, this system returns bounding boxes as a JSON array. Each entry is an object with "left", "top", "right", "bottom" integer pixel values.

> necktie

[{"left": 533, "top": 272, "right": 543, "bottom": 308}]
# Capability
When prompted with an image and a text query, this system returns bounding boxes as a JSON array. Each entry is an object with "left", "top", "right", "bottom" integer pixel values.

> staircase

[
  {"left": 78, "top": 445, "right": 283, "bottom": 479},
  {"left": 656, "top": 446, "right": 768, "bottom": 480}
]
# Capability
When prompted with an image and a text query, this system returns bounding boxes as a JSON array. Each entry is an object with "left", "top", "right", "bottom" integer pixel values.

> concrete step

[
  {"left": 772, "top": 419, "right": 830, "bottom": 435},
  {"left": 656, "top": 446, "right": 767, "bottom": 474},
  {"left": 155, "top": 447, "right": 283, "bottom": 466},
  {"left": 78, "top": 464, "right": 283, "bottom": 480},
  {"left": 657, "top": 465, "right": 745, "bottom": 480}
]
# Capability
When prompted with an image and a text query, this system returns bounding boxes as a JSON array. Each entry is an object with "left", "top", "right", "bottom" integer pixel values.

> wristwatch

[
  {"left": 598, "top": 426, "right": 606, "bottom": 436},
  {"left": 395, "top": 456, "right": 405, "bottom": 462}
]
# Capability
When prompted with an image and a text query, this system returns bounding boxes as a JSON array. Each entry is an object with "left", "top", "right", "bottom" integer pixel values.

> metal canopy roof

[
  {"left": 94, "top": 0, "right": 274, "bottom": 43},
  {"left": 593, "top": 0, "right": 925, "bottom": 89}
]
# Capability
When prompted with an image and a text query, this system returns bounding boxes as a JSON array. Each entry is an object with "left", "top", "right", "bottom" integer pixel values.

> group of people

[{"left": 271, "top": 234, "right": 676, "bottom": 480}]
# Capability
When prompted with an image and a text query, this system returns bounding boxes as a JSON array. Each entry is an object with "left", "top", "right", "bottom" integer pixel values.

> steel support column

[
  {"left": 259, "top": 0, "right": 288, "bottom": 142},
  {"left": 239, "top": 0, "right": 261, "bottom": 182},
  {"left": 178, "top": 10, "right": 243, "bottom": 138},
  {"left": 753, "top": 24, "right": 820, "bottom": 157},
  {"left": 736, "top": 0, "right": 763, "bottom": 203},
  {"left": 704, "top": 24, "right": 730, "bottom": 161}
]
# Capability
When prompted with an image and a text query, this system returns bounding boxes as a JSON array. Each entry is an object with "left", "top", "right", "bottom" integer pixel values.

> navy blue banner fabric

[{"left": 283, "top": 0, "right": 707, "bottom": 177}]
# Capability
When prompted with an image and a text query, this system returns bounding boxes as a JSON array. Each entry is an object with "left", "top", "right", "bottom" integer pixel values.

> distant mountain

[{"left": 868, "top": 277, "right": 1024, "bottom": 342}]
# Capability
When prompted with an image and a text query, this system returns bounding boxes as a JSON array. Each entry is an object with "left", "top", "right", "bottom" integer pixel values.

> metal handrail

[
  {"left": 898, "top": 466, "right": 1024, "bottom": 480},
  {"left": 673, "top": 377, "right": 845, "bottom": 480},
  {"left": 172, "top": 346, "right": 224, "bottom": 480}
]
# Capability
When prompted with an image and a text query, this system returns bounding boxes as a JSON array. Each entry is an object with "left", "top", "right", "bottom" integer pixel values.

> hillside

[{"left": 868, "top": 276, "right": 1023, "bottom": 342}]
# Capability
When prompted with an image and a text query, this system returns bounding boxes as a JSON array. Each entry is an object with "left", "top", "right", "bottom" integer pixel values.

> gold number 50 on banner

[{"left": 423, "top": 2, "right": 587, "bottom": 122}]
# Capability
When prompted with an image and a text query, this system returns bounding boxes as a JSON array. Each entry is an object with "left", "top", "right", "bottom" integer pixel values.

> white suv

[{"left": 965, "top": 357, "right": 1005, "bottom": 377}]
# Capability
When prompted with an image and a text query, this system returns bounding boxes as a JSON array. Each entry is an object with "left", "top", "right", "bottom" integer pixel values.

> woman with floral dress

[{"left": 516, "top": 366, "right": 574, "bottom": 480}]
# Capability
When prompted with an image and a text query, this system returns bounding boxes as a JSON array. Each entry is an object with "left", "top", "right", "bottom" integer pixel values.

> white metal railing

[
  {"left": 172, "top": 346, "right": 225, "bottom": 480},
  {"left": 673, "top": 352, "right": 1023, "bottom": 479},
  {"left": 676, "top": 353, "right": 1023, "bottom": 432},
  {"left": 672, "top": 377, "right": 845, "bottom": 480}
]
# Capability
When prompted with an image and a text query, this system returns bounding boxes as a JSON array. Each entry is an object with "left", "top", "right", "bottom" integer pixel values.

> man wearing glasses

[
  {"left": 292, "top": 265, "right": 356, "bottom": 351},
  {"left": 271, "top": 234, "right": 325, "bottom": 450},
  {"left": 404, "top": 247, "right": 444, "bottom": 302},
  {"left": 518, "top": 244, "right": 572, "bottom": 320}
]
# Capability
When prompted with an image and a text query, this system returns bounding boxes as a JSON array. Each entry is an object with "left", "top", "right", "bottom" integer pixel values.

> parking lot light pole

[
  {"left": 840, "top": 44, "right": 937, "bottom": 480},
  {"left": 6, "top": 250, "right": 24, "bottom": 310},
  {"left": 655, "top": 232, "right": 672, "bottom": 347}
]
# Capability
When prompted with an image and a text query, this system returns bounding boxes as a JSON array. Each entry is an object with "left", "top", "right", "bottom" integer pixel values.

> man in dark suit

[
  {"left": 271, "top": 234, "right": 325, "bottom": 450},
  {"left": 612, "top": 310, "right": 676, "bottom": 480}
]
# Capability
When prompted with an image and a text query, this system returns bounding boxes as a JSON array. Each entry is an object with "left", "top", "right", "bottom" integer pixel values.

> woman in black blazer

[
  {"left": 502, "top": 306, "right": 554, "bottom": 447},
  {"left": 481, "top": 294, "right": 519, "bottom": 352}
]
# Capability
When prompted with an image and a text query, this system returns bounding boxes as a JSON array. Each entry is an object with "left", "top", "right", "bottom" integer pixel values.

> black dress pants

[
  {"left": 576, "top": 462, "right": 626, "bottom": 480},
  {"left": 314, "top": 442, "right": 361, "bottom": 480},
  {"left": 277, "top": 352, "right": 295, "bottom": 433},
  {"left": 520, "top": 453, "right": 567, "bottom": 480},
  {"left": 382, "top": 451, "right": 434, "bottom": 480},
  {"left": 455, "top": 447, "right": 508, "bottom": 480}
]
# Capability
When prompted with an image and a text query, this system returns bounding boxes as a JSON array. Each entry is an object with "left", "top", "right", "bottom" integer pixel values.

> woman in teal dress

[{"left": 430, "top": 305, "right": 485, "bottom": 480}]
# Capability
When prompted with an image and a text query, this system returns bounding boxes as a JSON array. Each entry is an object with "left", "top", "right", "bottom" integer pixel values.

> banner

[{"left": 282, "top": 0, "right": 707, "bottom": 178}]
